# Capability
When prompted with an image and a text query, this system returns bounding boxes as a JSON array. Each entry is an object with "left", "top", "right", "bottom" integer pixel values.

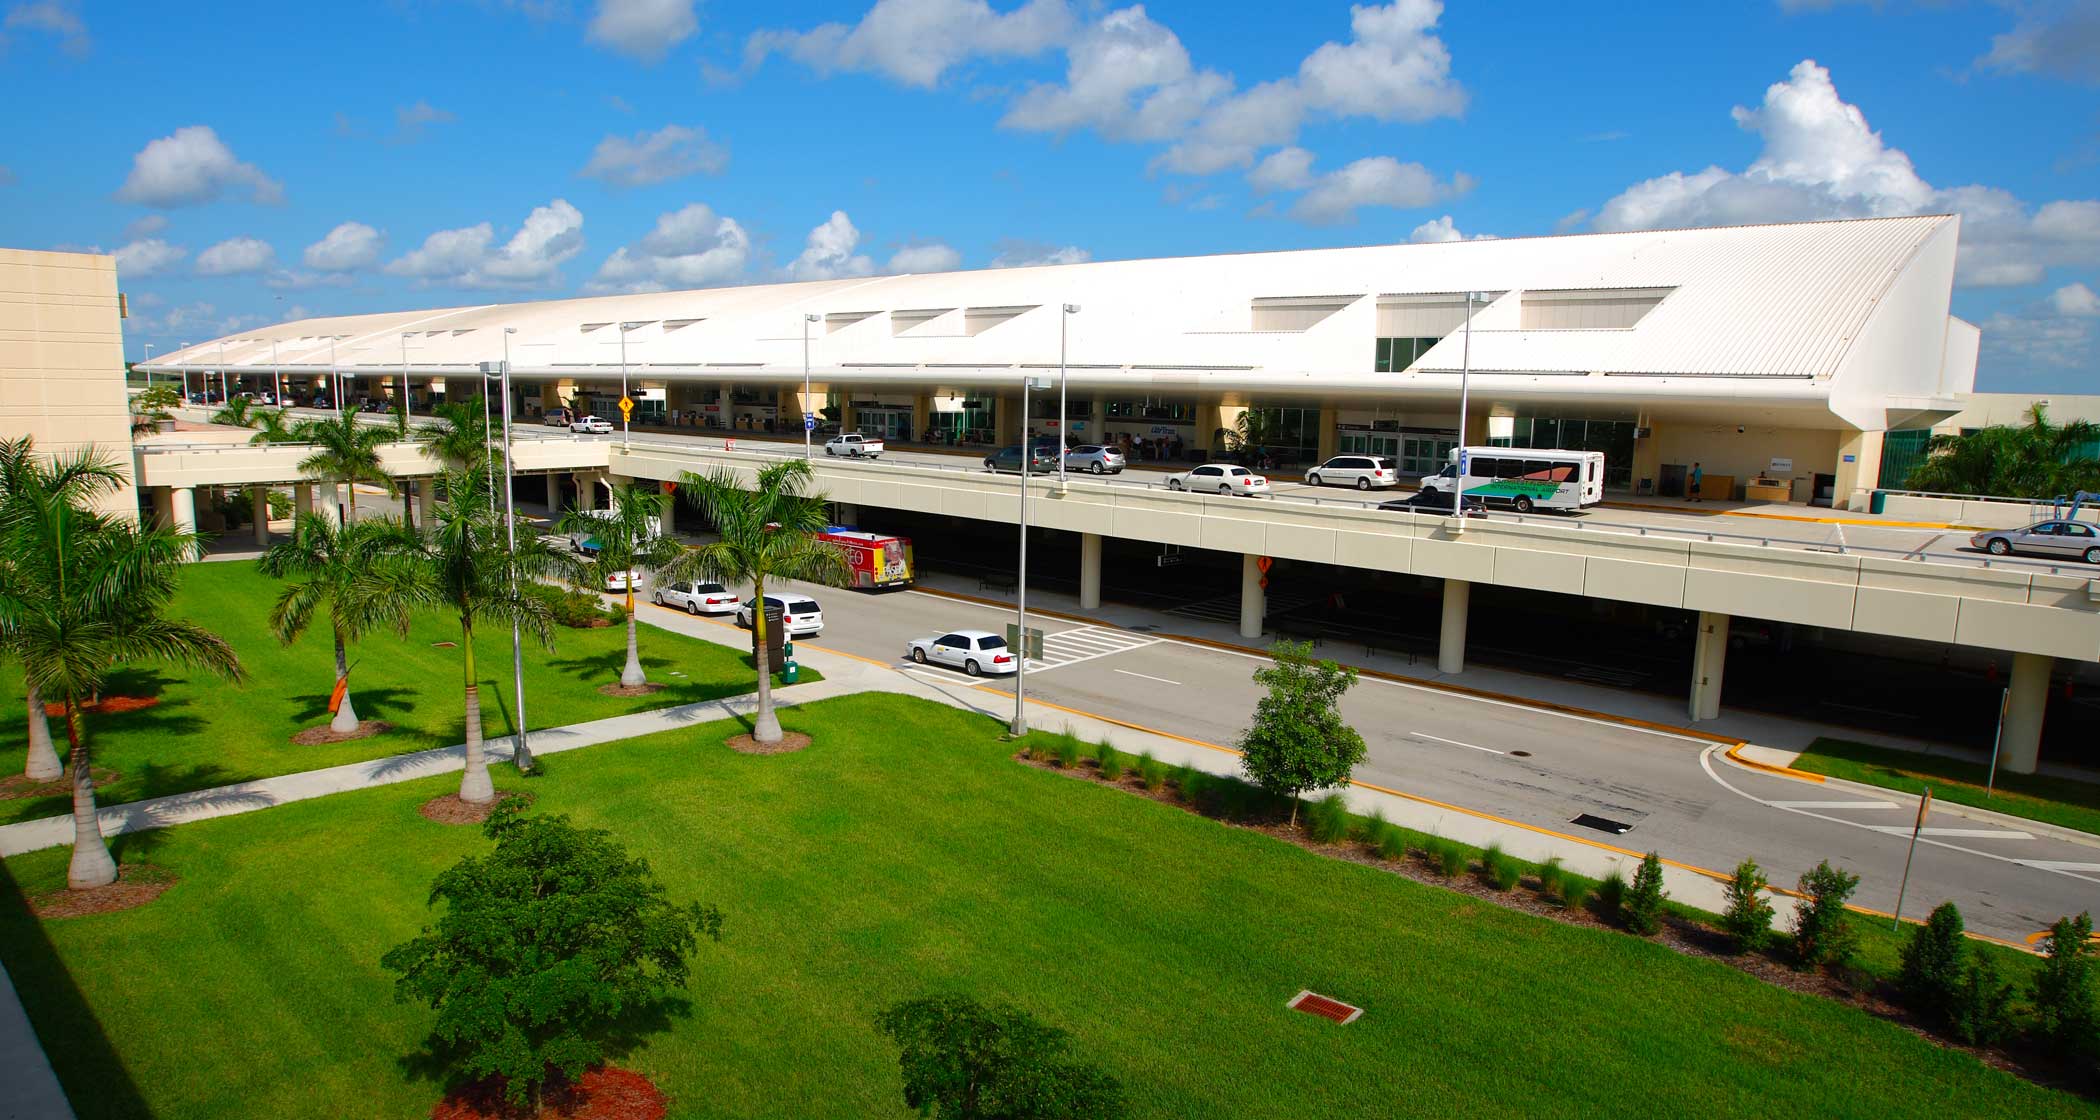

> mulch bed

[
  {"left": 0, "top": 766, "right": 119, "bottom": 801},
  {"left": 290, "top": 719, "right": 393, "bottom": 746},
  {"left": 29, "top": 863, "right": 178, "bottom": 919},
  {"left": 432, "top": 1067, "right": 666, "bottom": 1120},
  {"left": 420, "top": 791, "right": 538, "bottom": 826},
  {"left": 1014, "top": 749, "right": 2097, "bottom": 1098},
  {"left": 42, "top": 695, "right": 159, "bottom": 717},
  {"left": 597, "top": 682, "right": 667, "bottom": 698},
  {"left": 725, "top": 731, "right": 812, "bottom": 755}
]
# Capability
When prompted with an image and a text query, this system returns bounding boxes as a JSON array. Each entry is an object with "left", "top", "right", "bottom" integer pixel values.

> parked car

[
  {"left": 825, "top": 433, "right": 885, "bottom": 458},
  {"left": 600, "top": 568, "right": 641, "bottom": 592},
  {"left": 571, "top": 415, "right": 613, "bottom": 435},
  {"left": 906, "top": 628, "right": 1019, "bottom": 676},
  {"left": 983, "top": 445, "right": 1061, "bottom": 473},
  {"left": 1164, "top": 464, "right": 1271, "bottom": 496},
  {"left": 1379, "top": 489, "right": 1486, "bottom": 517},
  {"left": 1971, "top": 520, "right": 2100, "bottom": 563},
  {"left": 1306, "top": 455, "right": 1399, "bottom": 490},
  {"left": 654, "top": 580, "right": 740, "bottom": 615},
  {"left": 543, "top": 407, "right": 574, "bottom": 427},
  {"left": 736, "top": 593, "right": 824, "bottom": 637},
  {"left": 1063, "top": 445, "right": 1126, "bottom": 475}
]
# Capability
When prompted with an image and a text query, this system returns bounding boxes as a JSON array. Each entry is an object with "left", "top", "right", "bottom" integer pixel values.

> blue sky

[{"left": 2, "top": 0, "right": 2096, "bottom": 390}]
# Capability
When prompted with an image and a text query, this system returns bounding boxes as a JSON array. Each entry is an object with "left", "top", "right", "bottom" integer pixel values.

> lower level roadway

[{"left": 620, "top": 573, "right": 2096, "bottom": 945}]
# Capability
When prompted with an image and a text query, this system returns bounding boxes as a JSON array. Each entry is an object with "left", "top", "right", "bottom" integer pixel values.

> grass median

[
  {"left": 1792, "top": 737, "right": 2100, "bottom": 839},
  {"left": 1, "top": 692, "right": 2087, "bottom": 1120},
  {"left": 0, "top": 560, "right": 815, "bottom": 825}
]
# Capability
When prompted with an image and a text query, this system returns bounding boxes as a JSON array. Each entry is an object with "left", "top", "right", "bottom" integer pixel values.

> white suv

[
  {"left": 1306, "top": 455, "right": 1399, "bottom": 490},
  {"left": 737, "top": 594, "right": 824, "bottom": 637}
]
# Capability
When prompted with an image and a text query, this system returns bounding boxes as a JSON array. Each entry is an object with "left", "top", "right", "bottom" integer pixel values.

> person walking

[{"left": 1689, "top": 461, "right": 1705, "bottom": 502}]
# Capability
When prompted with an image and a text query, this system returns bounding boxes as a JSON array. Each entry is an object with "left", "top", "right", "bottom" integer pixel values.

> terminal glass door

[
  {"left": 1338, "top": 432, "right": 1400, "bottom": 459},
  {"left": 858, "top": 408, "right": 913, "bottom": 441},
  {"left": 1401, "top": 435, "right": 1455, "bottom": 476}
]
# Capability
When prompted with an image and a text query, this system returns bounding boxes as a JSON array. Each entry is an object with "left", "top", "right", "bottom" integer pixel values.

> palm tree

[
  {"left": 555, "top": 485, "right": 685, "bottom": 688},
  {"left": 659, "top": 459, "right": 850, "bottom": 744},
  {"left": 247, "top": 407, "right": 304, "bottom": 446},
  {"left": 259, "top": 513, "right": 428, "bottom": 734},
  {"left": 1907, "top": 404, "right": 2100, "bottom": 498},
  {"left": 427, "top": 396, "right": 495, "bottom": 472},
  {"left": 210, "top": 396, "right": 258, "bottom": 428},
  {"left": 422, "top": 468, "right": 565, "bottom": 801},
  {"left": 296, "top": 410, "right": 393, "bottom": 526},
  {"left": 0, "top": 447, "right": 241, "bottom": 888}
]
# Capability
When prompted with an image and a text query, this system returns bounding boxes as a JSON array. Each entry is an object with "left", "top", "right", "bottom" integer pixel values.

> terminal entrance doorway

[{"left": 856, "top": 407, "right": 913, "bottom": 442}]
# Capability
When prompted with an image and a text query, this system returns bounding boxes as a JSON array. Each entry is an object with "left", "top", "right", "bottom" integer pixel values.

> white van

[{"left": 1419, "top": 448, "right": 1605, "bottom": 512}]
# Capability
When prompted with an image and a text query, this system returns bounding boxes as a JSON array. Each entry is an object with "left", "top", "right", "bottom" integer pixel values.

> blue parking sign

[{"left": 804, "top": 413, "right": 817, "bottom": 432}]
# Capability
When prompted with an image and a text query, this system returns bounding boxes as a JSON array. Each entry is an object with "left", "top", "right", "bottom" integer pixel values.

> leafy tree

[
  {"left": 297, "top": 410, "right": 394, "bottom": 526},
  {"left": 659, "top": 459, "right": 850, "bottom": 744},
  {"left": 556, "top": 485, "right": 685, "bottom": 689},
  {"left": 246, "top": 407, "right": 304, "bottom": 446},
  {"left": 1219, "top": 408, "right": 1284, "bottom": 463},
  {"left": 209, "top": 395, "right": 258, "bottom": 428},
  {"left": 0, "top": 444, "right": 241, "bottom": 888},
  {"left": 1720, "top": 858, "right": 1775, "bottom": 953},
  {"left": 2031, "top": 911, "right": 2098, "bottom": 1057},
  {"left": 1898, "top": 902, "right": 1968, "bottom": 1028},
  {"left": 875, "top": 995, "right": 1127, "bottom": 1120},
  {"left": 1949, "top": 956, "right": 2015, "bottom": 1047},
  {"left": 383, "top": 801, "right": 722, "bottom": 1110},
  {"left": 427, "top": 395, "right": 497, "bottom": 475},
  {"left": 259, "top": 513, "right": 428, "bottom": 734},
  {"left": 421, "top": 469, "right": 566, "bottom": 800},
  {"left": 1236, "top": 640, "right": 1366, "bottom": 828},
  {"left": 1624, "top": 851, "right": 1668, "bottom": 936},
  {"left": 1905, "top": 403, "right": 2100, "bottom": 498},
  {"left": 132, "top": 382, "right": 182, "bottom": 418},
  {"left": 1791, "top": 860, "right": 1861, "bottom": 970}
]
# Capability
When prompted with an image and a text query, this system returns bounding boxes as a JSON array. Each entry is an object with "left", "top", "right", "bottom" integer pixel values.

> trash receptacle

[
  {"left": 782, "top": 639, "right": 799, "bottom": 684},
  {"left": 751, "top": 604, "right": 784, "bottom": 663},
  {"left": 1870, "top": 490, "right": 1888, "bottom": 515}
]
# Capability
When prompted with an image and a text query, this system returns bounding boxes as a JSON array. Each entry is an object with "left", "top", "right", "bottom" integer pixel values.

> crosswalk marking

[
  {"left": 1865, "top": 825, "right": 2036, "bottom": 840},
  {"left": 2016, "top": 860, "right": 2100, "bottom": 873},
  {"left": 1769, "top": 799, "right": 1901, "bottom": 810},
  {"left": 1024, "top": 625, "right": 1162, "bottom": 673}
]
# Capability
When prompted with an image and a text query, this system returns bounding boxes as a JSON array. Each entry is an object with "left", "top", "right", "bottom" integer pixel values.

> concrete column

[
  {"left": 251, "top": 486, "right": 270, "bottom": 547},
  {"left": 1690, "top": 610, "right": 1730, "bottom": 722},
  {"left": 1079, "top": 532, "right": 1103, "bottom": 610},
  {"left": 575, "top": 473, "right": 597, "bottom": 511},
  {"left": 1317, "top": 407, "right": 1340, "bottom": 463},
  {"left": 2000, "top": 652, "right": 2052, "bottom": 775},
  {"left": 1239, "top": 552, "right": 1264, "bottom": 640},
  {"left": 416, "top": 478, "right": 436, "bottom": 525},
  {"left": 1438, "top": 578, "right": 1470, "bottom": 674},
  {"left": 835, "top": 502, "right": 859, "bottom": 526},
  {"left": 169, "top": 486, "right": 197, "bottom": 535},
  {"left": 151, "top": 485, "right": 175, "bottom": 529},
  {"left": 294, "top": 483, "right": 313, "bottom": 520}
]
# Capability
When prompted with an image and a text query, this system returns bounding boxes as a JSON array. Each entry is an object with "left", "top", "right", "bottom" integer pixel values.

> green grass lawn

[
  {"left": 1, "top": 693, "right": 2086, "bottom": 1120},
  {"left": 1793, "top": 737, "right": 2100, "bottom": 839},
  {"left": 0, "top": 560, "right": 814, "bottom": 825}
]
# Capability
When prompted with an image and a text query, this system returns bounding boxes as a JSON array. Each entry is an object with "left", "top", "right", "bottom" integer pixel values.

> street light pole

[
  {"left": 1057, "top": 304, "right": 1080, "bottom": 491},
  {"left": 218, "top": 340, "right": 229, "bottom": 405},
  {"left": 273, "top": 339, "right": 284, "bottom": 406},
  {"left": 1452, "top": 290, "right": 1480, "bottom": 533},
  {"left": 400, "top": 332, "right": 414, "bottom": 420},
  {"left": 179, "top": 340, "right": 191, "bottom": 403},
  {"left": 1011, "top": 373, "right": 1038, "bottom": 738},
  {"left": 142, "top": 343, "right": 154, "bottom": 390},
  {"left": 330, "top": 337, "right": 343, "bottom": 416},
  {"left": 618, "top": 321, "right": 638, "bottom": 449},
  {"left": 496, "top": 327, "right": 533, "bottom": 772},
  {"left": 803, "top": 313, "right": 820, "bottom": 459}
]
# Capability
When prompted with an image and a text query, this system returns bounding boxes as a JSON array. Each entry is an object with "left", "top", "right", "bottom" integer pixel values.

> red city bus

[{"left": 817, "top": 527, "right": 914, "bottom": 590}]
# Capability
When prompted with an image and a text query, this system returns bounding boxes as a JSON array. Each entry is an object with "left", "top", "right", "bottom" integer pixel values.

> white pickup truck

[{"left": 824, "top": 433, "right": 884, "bottom": 459}]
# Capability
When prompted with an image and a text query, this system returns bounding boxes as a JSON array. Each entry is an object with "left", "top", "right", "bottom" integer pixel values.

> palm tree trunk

[
  {"left": 620, "top": 585, "right": 646, "bottom": 687},
  {"left": 402, "top": 482, "right": 416, "bottom": 531},
  {"left": 23, "top": 681, "right": 61, "bottom": 782},
  {"left": 331, "top": 630, "right": 360, "bottom": 733},
  {"left": 63, "top": 700, "right": 116, "bottom": 890},
  {"left": 751, "top": 577, "right": 780, "bottom": 743},
  {"left": 459, "top": 615, "right": 494, "bottom": 803}
]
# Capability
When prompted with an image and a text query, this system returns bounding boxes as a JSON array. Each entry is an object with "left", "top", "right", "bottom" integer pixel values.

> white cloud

[
  {"left": 4, "top": 1, "right": 88, "bottom": 56},
  {"left": 129, "top": 300, "right": 265, "bottom": 340},
  {"left": 1284, "top": 156, "right": 1471, "bottom": 225},
  {"left": 122, "top": 213, "right": 167, "bottom": 240},
  {"left": 194, "top": 236, "right": 275, "bottom": 276},
  {"left": 115, "top": 125, "right": 283, "bottom": 208},
  {"left": 750, "top": 0, "right": 1073, "bottom": 89},
  {"left": 393, "top": 100, "right": 457, "bottom": 142},
  {"left": 587, "top": 0, "right": 698, "bottom": 64},
  {"left": 1590, "top": 59, "right": 2100, "bottom": 288},
  {"left": 988, "top": 241, "right": 1090, "bottom": 268},
  {"left": 2055, "top": 281, "right": 2100, "bottom": 317},
  {"left": 1000, "top": 5, "right": 1212, "bottom": 141},
  {"left": 1408, "top": 215, "right": 1497, "bottom": 243},
  {"left": 1295, "top": 0, "right": 1465, "bottom": 121},
  {"left": 1982, "top": 290, "right": 2100, "bottom": 375},
  {"left": 264, "top": 270, "right": 354, "bottom": 291},
  {"left": 1248, "top": 146, "right": 1316, "bottom": 193},
  {"left": 588, "top": 202, "right": 750, "bottom": 293},
  {"left": 578, "top": 124, "right": 729, "bottom": 187},
  {"left": 784, "top": 211, "right": 875, "bottom": 281},
  {"left": 303, "top": 221, "right": 384, "bottom": 271},
  {"left": 1980, "top": 1, "right": 2100, "bottom": 84},
  {"left": 112, "top": 238, "right": 186, "bottom": 278},
  {"left": 386, "top": 199, "right": 584, "bottom": 289},
  {"left": 887, "top": 243, "right": 962, "bottom": 273}
]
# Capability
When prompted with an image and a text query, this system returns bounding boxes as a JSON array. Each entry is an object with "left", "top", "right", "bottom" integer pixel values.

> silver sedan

[{"left": 1970, "top": 520, "right": 2100, "bottom": 563}]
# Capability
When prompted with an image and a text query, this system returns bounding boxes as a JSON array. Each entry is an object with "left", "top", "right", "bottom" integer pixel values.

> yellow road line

[{"left": 1724, "top": 743, "right": 1826, "bottom": 783}]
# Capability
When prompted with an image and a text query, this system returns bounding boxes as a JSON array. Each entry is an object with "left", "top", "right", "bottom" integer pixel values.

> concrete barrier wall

[{"left": 1879, "top": 492, "right": 2046, "bottom": 529}]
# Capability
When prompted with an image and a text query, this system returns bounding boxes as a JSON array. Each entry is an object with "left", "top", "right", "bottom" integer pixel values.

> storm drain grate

[
  {"left": 1570, "top": 813, "right": 1633, "bottom": 835},
  {"left": 1509, "top": 750, "right": 1532, "bottom": 757},
  {"left": 1286, "top": 991, "right": 1362, "bottom": 1025}
]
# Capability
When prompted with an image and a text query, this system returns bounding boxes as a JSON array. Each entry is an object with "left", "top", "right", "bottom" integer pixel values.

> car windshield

[{"left": 977, "top": 636, "right": 1008, "bottom": 650}]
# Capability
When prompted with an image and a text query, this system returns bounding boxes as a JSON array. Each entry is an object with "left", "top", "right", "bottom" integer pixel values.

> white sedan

[
  {"left": 1164, "top": 463, "right": 1272, "bottom": 496},
  {"left": 571, "top": 415, "right": 613, "bottom": 434},
  {"left": 601, "top": 569, "right": 642, "bottom": 593},
  {"left": 736, "top": 593, "right": 824, "bottom": 637},
  {"left": 906, "top": 629, "right": 1019, "bottom": 676},
  {"left": 653, "top": 580, "right": 740, "bottom": 615}
]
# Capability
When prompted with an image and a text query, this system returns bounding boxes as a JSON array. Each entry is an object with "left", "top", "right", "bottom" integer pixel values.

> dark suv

[{"left": 983, "top": 445, "right": 1061, "bottom": 473}]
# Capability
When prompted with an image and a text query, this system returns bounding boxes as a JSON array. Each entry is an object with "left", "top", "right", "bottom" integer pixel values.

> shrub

[
  {"left": 1480, "top": 844, "right": 1520, "bottom": 891},
  {"left": 1597, "top": 871, "right": 1627, "bottom": 919},
  {"left": 1624, "top": 852, "right": 1667, "bottom": 936},
  {"left": 1434, "top": 841, "right": 1467, "bottom": 879},
  {"left": 876, "top": 995, "right": 1127, "bottom": 1120},
  {"left": 2031, "top": 911, "right": 2098, "bottom": 1057},
  {"left": 1096, "top": 745, "right": 1123, "bottom": 781},
  {"left": 1138, "top": 752, "right": 1165, "bottom": 792},
  {"left": 1375, "top": 824, "right": 1407, "bottom": 862},
  {"left": 1535, "top": 857, "right": 1566, "bottom": 900},
  {"left": 1560, "top": 874, "right": 1593, "bottom": 914},
  {"left": 1054, "top": 738, "right": 1085, "bottom": 770},
  {"left": 1306, "top": 792, "right": 1352, "bottom": 844},
  {"left": 523, "top": 582, "right": 622, "bottom": 629},
  {"left": 1899, "top": 902, "right": 1968, "bottom": 1025},
  {"left": 1237, "top": 641, "right": 1366, "bottom": 828},
  {"left": 1949, "top": 956, "right": 2016, "bottom": 1047},
  {"left": 1720, "top": 859, "right": 1776, "bottom": 955},
  {"left": 1791, "top": 860, "right": 1861, "bottom": 969},
  {"left": 1177, "top": 768, "right": 1207, "bottom": 806}
]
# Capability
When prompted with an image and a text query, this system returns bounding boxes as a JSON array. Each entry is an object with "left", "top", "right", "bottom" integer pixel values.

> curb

[
  {"left": 1721, "top": 749, "right": 2100, "bottom": 852},
  {"left": 1725, "top": 743, "right": 1826, "bottom": 783}
]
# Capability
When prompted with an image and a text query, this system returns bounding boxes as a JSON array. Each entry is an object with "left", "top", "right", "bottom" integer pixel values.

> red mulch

[
  {"left": 0, "top": 766, "right": 119, "bottom": 801},
  {"left": 420, "top": 792, "right": 537, "bottom": 825},
  {"left": 290, "top": 720, "right": 393, "bottom": 746},
  {"left": 596, "top": 682, "right": 666, "bottom": 698},
  {"left": 42, "top": 696, "right": 159, "bottom": 717},
  {"left": 725, "top": 731, "right": 811, "bottom": 755},
  {"left": 29, "top": 863, "right": 178, "bottom": 919},
  {"left": 432, "top": 1067, "right": 666, "bottom": 1120}
]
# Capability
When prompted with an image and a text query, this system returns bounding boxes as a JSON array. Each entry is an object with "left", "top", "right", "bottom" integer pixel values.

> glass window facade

[
  {"left": 1878, "top": 428, "right": 1933, "bottom": 489},
  {"left": 1500, "top": 416, "right": 1637, "bottom": 489},
  {"left": 1243, "top": 407, "right": 1322, "bottom": 465},
  {"left": 1374, "top": 337, "right": 1443, "bottom": 372},
  {"left": 1106, "top": 400, "right": 1195, "bottom": 422}
]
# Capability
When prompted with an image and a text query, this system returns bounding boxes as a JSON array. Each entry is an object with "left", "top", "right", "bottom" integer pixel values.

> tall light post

[
  {"left": 1010, "top": 371, "right": 1047, "bottom": 738},
  {"left": 272, "top": 338, "right": 285, "bottom": 406},
  {"left": 400, "top": 332, "right": 415, "bottom": 419},
  {"left": 617, "top": 321, "right": 644, "bottom": 449},
  {"left": 490, "top": 326, "right": 533, "bottom": 772},
  {"left": 1056, "top": 303, "right": 1080, "bottom": 491},
  {"left": 802, "top": 313, "right": 821, "bottom": 459},
  {"left": 1452, "top": 290, "right": 1483, "bottom": 533},
  {"left": 218, "top": 339, "right": 230, "bottom": 405},
  {"left": 330, "top": 336, "right": 343, "bottom": 416},
  {"left": 141, "top": 343, "right": 154, "bottom": 390},
  {"left": 179, "top": 341, "right": 191, "bottom": 403}
]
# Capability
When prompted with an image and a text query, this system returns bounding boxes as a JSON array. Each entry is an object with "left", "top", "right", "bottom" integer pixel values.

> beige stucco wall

[
  {"left": 1937, "top": 392, "right": 2100, "bottom": 432},
  {"left": 1647, "top": 421, "right": 1845, "bottom": 500},
  {"left": 0, "top": 248, "right": 134, "bottom": 519}
]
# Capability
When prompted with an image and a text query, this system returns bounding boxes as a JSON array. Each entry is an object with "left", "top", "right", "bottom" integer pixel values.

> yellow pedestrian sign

[{"left": 618, "top": 396, "right": 634, "bottom": 422}]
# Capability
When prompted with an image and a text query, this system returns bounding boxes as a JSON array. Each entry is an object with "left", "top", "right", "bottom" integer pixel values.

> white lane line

[
  {"left": 1865, "top": 826, "right": 2036, "bottom": 840},
  {"left": 2018, "top": 860, "right": 2100, "bottom": 873},
  {"left": 1769, "top": 799, "right": 1901, "bottom": 810},
  {"left": 1112, "top": 668, "right": 1181, "bottom": 686},
  {"left": 1411, "top": 732, "right": 1504, "bottom": 755}
]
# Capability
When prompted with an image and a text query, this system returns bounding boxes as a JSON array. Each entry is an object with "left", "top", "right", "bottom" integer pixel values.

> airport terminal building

[{"left": 146, "top": 214, "right": 1978, "bottom": 508}]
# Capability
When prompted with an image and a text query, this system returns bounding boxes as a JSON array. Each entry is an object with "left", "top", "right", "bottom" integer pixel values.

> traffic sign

[
  {"left": 1005, "top": 623, "right": 1045, "bottom": 661},
  {"left": 617, "top": 395, "right": 634, "bottom": 421},
  {"left": 804, "top": 413, "right": 817, "bottom": 432}
]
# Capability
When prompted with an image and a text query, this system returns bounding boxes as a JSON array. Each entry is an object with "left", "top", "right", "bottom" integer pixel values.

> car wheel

[
  {"left": 964, "top": 659, "right": 982, "bottom": 676},
  {"left": 686, "top": 601, "right": 701, "bottom": 616},
  {"left": 1168, "top": 478, "right": 1184, "bottom": 491},
  {"left": 1355, "top": 477, "right": 1371, "bottom": 491},
  {"left": 1090, "top": 461, "right": 1104, "bottom": 474},
  {"left": 653, "top": 591, "right": 665, "bottom": 605},
  {"left": 911, "top": 647, "right": 927, "bottom": 664},
  {"left": 1987, "top": 538, "right": 2012, "bottom": 555},
  {"left": 1307, "top": 473, "right": 1321, "bottom": 487},
  {"left": 1513, "top": 496, "right": 1534, "bottom": 513},
  {"left": 2086, "top": 546, "right": 2100, "bottom": 564}
]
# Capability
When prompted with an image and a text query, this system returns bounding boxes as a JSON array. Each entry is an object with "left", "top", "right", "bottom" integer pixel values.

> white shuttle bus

[{"left": 1419, "top": 448, "right": 1606, "bottom": 513}]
